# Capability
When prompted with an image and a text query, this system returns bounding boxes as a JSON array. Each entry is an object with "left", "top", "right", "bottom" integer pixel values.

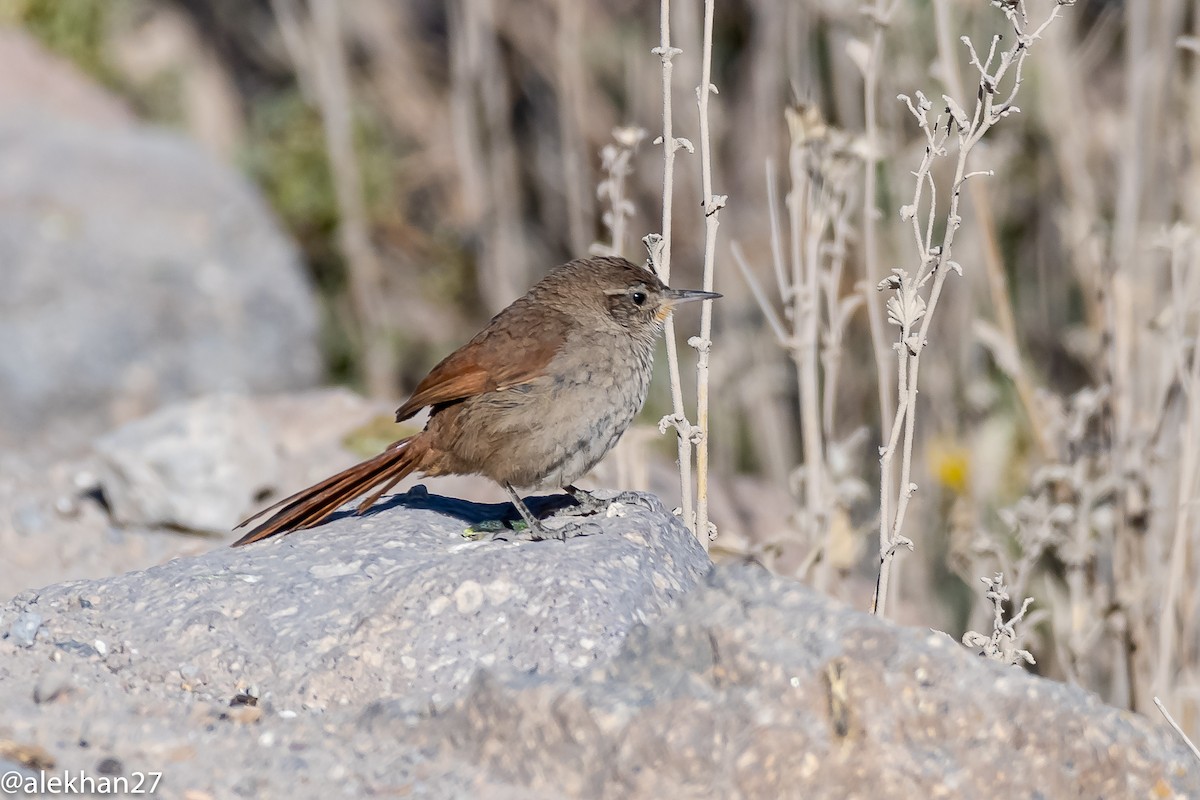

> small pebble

[
  {"left": 96, "top": 756, "right": 123, "bottom": 776},
  {"left": 54, "top": 494, "right": 79, "bottom": 517},
  {"left": 9, "top": 612, "right": 43, "bottom": 647},
  {"left": 54, "top": 639, "right": 99, "bottom": 658}
]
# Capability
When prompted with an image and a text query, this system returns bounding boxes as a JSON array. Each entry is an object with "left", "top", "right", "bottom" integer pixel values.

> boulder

[
  {"left": 425, "top": 566, "right": 1200, "bottom": 798},
  {"left": 1, "top": 491, "right": 710, "bottom": 710},
  {"left": 0, "top": 389, "right": 387, "bottom": 603},
  {"left": 0, "top": 500, "right": 1194, "bottom": 798},
  {"left": 93, "top": 394, "right": 280, "bottom": 533},
  {"left": 0, "top": 31, "right": 321, "bottom": 449}
]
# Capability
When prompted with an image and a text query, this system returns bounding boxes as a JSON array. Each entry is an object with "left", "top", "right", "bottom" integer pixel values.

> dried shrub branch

[
  {"left": 649, "top": 0, "right": 701, "bottom": 537},
  {"left": 692, "top": 0, "right": 725, "bottom": 548},
  {"left": 872, "top": 0, "right": 1074, "bottom": 617},
  {"left": 271, "top": 0, "right": 395, "bottom": 397},
  {"left": 593, "top": 127, "right": 648, "bottom": 258},
  {"left": 732, "top": 108, "right": 869, "bottom": 591},
  {"left": 962, "top": 573, "right": 1038, "bottom": 666},
  {"left": 858, "top": 0, "right": 901, "bottom": 438}
]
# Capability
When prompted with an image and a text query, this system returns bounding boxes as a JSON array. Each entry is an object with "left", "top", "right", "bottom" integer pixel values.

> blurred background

[{"left": 2, "top": 0, "right": 1199, "bottom": 736}]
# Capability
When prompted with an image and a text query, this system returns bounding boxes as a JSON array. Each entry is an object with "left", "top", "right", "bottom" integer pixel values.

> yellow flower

[{"left": 929, "top": 439, "right": 971, "bottom": 495}]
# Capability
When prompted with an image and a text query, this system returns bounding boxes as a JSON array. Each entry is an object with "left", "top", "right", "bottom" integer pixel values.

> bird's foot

[
  {"left": 526, "top": 517, "right": 604, "bottom": 542},
  {"left": 465, "top": 517, "right": 602, "bottom": 542},
  {"left": 555, "top": 486, "right": 654, "bottom": 518}
]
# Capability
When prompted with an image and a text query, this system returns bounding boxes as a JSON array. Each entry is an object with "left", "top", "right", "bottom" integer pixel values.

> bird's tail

[{"left": 232, "top": 435, "right": 428, "bottom": 546}]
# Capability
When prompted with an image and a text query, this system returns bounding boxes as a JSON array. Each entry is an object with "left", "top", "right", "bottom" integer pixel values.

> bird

[{"left": 232, "top": 255, "right": 719, "bottom": 546}]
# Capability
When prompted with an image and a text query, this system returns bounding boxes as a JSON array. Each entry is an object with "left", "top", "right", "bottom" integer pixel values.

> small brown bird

[{"left": 233, "top": 256, "right": 719, "bottom": 546}]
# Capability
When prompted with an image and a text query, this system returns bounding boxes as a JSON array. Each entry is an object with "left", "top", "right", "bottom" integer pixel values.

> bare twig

[
  {"left": 555, "top": 0, "right": 594, "bottom": 256},
  {"left": 693, "top": 0, "right": 724, "bottom": 548},
  {"left": 651, "top": 0, "right": 698, "bottom": 533},
  {"left": 872, "top": 1, "right": 1072, "bottom": 617},
  {"left": 304, "top": 0, "right": 394, "bottom": 397},
  {"left": 1155, "top": 697, "right": 1200, "bottom": 763},
  {"left": 594, "top": 127, "right": 648, "bottom": 257},
  {"left": 962, "top": 573, "right": 1037, "bottom": 666},
  {"left": 931, "top": 0, "right": 1050, "bottom": 457},
  {"left": 732, "top": 109, "right": 865, "bottom": 591},
  {"left": 778, "top": 107, "right": 839, "bottom": 575},
  {"left": 859, "top": 0, "right": 900, "bottom": 438}
]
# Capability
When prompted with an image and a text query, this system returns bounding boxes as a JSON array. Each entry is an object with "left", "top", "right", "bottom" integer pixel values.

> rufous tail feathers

[{"left": 232, "top": 435, "right": 426, "bottom": 546}]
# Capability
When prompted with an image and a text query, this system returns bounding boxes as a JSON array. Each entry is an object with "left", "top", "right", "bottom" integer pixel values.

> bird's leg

[
  {"left": 501, "top": 483, "right": 552, "bottom": 539},
  {"left": 554, "top": 485, "right": 655, "bottom": 518},
  {"left": 492, "top": 484, "right": 600, "bottom": 542}
]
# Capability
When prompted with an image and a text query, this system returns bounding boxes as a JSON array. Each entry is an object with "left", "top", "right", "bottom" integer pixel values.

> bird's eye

[{"left": 631, "top": 291, "right": 647, "bottom": 306}]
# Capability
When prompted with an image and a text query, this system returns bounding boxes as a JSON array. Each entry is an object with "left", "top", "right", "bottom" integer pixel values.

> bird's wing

[{"left": 394, "top": 300, "right": 570, "bottom": 422}]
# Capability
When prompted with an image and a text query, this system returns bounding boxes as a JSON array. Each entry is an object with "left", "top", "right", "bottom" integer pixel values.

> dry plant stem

[
  {"left": 1113, "top": 0, "right": 1148, "bottom": 277},
  {"left": 446, "top": 0, "right": 487, "bottom": 226},
  {"left": 653, "top": 0, "right": 696, "bottom": 533},
  {"left": 962, "top": 573, "right": 1036, "bottom": 665},
  {"left": 555, "top": 0, "right": 592, "bottom": 255},
  {"left": 821, "top": 210, "right": 851, "bottom": 439},
  {"left": 475, "top": 0, "right": 528, "bottom": 309},
  {"left": 269, "top": 0, "right": 315, "bottom": 101},
  {"left": 1154, "top": 697, "right": 1200, "bottom": 763},
  {"left": 693, "top": 0, "right": 723, "bottom": 547},
  {"left": 931, "top": 0, "right": 1050, "bottom": 457},
  {"left": 596, "top": 128, "right": 646, "bottom": 257},
  {"left": 306, "top": 0, "right": 394, "bottom": 398},
  {"left": 766, "top": 165, "right": 789, "bottom": 316},
  {"left": 873, "top": 2, "right": 1070, "bottom": 617},
  {"left": 792, "top": 149, "right": 828, "bottom": 551},
  {"left": 1155, "top": 237, "right": 1200, "bottom": 701},
  {"left": 861, "top": 0, "right": 899, "bottom": 432},
  {"left": 736, "top": 131, "right": 861, "bottom": 590}
]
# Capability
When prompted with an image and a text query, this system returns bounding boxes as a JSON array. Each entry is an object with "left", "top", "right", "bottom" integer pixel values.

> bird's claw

[
  {"left": 477, "top": 518, "right": 603, "bottom": 542},
  {"left": 557, "top": 488, "right": 653, "bottom": 518}
]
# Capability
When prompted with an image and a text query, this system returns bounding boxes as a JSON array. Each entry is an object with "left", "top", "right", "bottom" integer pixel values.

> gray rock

[
  {"left": 0, "top": 60, "right": 321, "bottom": 448},
  {"left": 0, "top": 502, "right": 1193, "bottom": 798},
  {"left": 0, "top": 389, "right": 389, "bottom": 603},
  {"left": 7, "top": 611, "right": 42, "bottom": 647},
  {"left": 93, "top": 394, "right": 280, "bottom": 533},
  {"left": 413, "top": 565, "right": 1200, "bottom": 798},
  {"left": 0, "top": 28, "right": 134, "bottom": 130},
  {"left": 4, "top": 491, "right": 710, "bottom": 710}
]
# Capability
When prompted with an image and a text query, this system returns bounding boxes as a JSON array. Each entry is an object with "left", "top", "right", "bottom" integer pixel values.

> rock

[
  {"left": 0, "top": 28, "right": 134, "bottom": 130},
  {"left": 93, "top": 394, "right": 280, "bottom": 533},
  {"left": 0, "top": 495, "right": 708, "bottom": 796},
  {"left": 3, "top": 491, "right": 710, "bottom": 709},
  {"left": 0, "top": 389, "right": 389, "bottom": 602},
  {"left": 7, "top": 611, "right": 42, "bottom": 647},
  {"left": 0, "top": 500, "right": 1193, "bottom": 797},
  {"left": 414, "top": 565, "right": 1200, "bottom": 798},
  {"left": 0, "top": 32, "right": 321, "bottom": 450}
]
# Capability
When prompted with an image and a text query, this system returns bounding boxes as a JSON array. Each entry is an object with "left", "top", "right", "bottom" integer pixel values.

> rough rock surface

[
  {"left": 0, "top": 27, "right": 134, "bottom": 130},
  {"left": 0, "top": 389, "right": 390, "bottom": 602},
  {"left": 0, "top": 32, "right": 321, "bottom": 449},
  {"left": 2, "top": 491, "right": 710, "bottom": 711},
  {"left": 423, "top": 566, "right": 1200, "bottom": 798},
  {"left": 0, "top": 385, "right": 795, "bottom": 600},
  {"left": 0, "top": 506, "right": 1195, "bottom": 799},
  {"left": 94, "top": 394, "right": 281, "bottom": 533}
]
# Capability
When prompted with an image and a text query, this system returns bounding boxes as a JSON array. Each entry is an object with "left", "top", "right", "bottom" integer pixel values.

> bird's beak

[{"left": 662, "top": 288, "right": 722, "bottom": 306}]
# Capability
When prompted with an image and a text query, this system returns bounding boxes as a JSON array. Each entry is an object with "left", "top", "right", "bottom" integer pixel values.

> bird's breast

[{"left": 436, "top": 329, "right": 655, "bottom": 488}]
